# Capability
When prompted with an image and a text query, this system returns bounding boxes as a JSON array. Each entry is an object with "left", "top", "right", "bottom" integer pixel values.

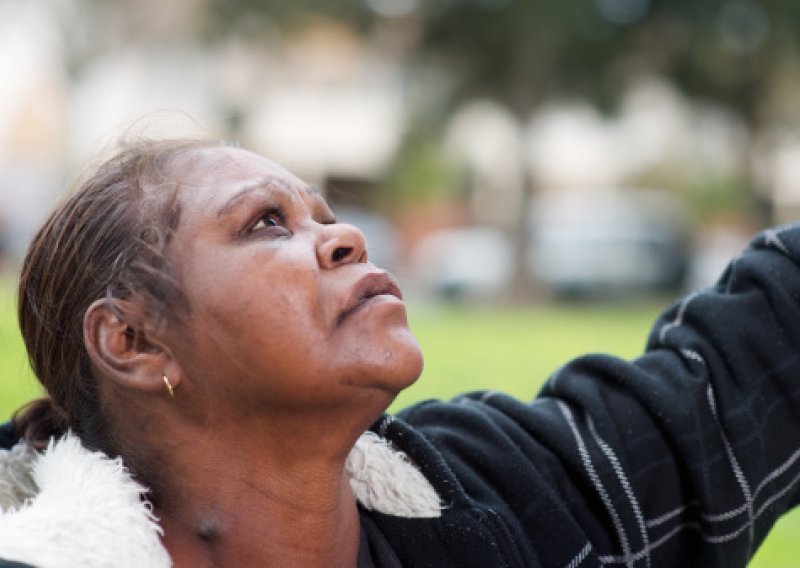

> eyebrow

[{"left": 217, "top": 177, "right": 321, "bottom": 219}]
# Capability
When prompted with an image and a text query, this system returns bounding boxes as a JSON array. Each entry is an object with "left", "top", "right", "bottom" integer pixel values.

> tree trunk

[{"left": 508, "top": 157, "right": 538, "bottom": 302}]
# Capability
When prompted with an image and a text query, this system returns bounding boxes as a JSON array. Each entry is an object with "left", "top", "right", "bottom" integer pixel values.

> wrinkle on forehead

[
  {"left": 170, "top": 146, "right": 295, "bottom": 198},
  {"left": 171, "top": 146, "right": 304, "bottom": 190},
  {"left": 217, "top": 177, "right": 323, "bottom": 220},
  {"left": 167, "top": 146, "right": 332, "bottom": 229}
]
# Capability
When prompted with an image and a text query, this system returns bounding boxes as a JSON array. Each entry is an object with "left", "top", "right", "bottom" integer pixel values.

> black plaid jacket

[{"left": 366, "top": 225, "right": 800, "bottom": 567}]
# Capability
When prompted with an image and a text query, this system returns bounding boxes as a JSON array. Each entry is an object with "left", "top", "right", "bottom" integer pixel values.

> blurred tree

[
  {"left": 416, "top": 0, "right": 800, "bottom": 131},
  {"left": 414, "top": 0, "right": 800, "bottom": 293},
  {"left": 414, "top": 1, "right": 638, "bottom": 298},
  {"left": 201, "top": 0, "right": 372, "bottom": 38}
]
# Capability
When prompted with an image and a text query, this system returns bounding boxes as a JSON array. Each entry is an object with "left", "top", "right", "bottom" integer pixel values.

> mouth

[{"left": 338, "top": 271, "right": 404, "bottom": 324}]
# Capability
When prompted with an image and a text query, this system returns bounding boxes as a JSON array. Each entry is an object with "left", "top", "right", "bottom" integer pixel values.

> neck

[{"left": 149, "top": 415, "right": 369, "bottom": 568}]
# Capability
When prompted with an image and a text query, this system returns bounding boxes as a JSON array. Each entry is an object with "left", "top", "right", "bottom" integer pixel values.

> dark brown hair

[{"left": 15, "top": 138, "right": 221, "bottom": 452}]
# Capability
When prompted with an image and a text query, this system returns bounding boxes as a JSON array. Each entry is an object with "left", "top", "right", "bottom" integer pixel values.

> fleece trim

[
  {"left": 0, "top": 435, "right": 171, "bottom": 568},
  {"left": 346, "top": 430, "right": 442, "bottom": 518}
]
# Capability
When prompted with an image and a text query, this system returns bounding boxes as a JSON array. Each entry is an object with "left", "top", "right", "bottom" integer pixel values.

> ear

[{"left": 83, "top": 298, "right": 181, "bottom": 394}]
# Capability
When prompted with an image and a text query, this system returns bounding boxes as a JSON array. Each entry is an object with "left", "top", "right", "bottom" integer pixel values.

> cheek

[
  {"left": 223, "top": 291, "right": 332, "bottom": 375},
  {"left": 184, "top": 243, "right": 324, "bottom": 332}
]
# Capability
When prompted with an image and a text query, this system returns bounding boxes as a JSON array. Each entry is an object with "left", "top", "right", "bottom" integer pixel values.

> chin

[
  {"left": 391, "top": 350, "right": 425, "bottom": 392},
  {"left": 376, "top": 354, "right": 423, "bottom": 386},
  {"left": 365, "top": 335, "right": 424, "bottom": 395},
  {"left": 390, "top": 329, "right": 425, "bottom": 387},
  {"left": 336, "top": 325, "right": 424, "bottom": 397}
]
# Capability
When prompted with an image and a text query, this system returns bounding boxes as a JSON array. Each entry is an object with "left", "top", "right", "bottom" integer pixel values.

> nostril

[{"left": 332, "top": 246, "right": 352, "bottom": 263}]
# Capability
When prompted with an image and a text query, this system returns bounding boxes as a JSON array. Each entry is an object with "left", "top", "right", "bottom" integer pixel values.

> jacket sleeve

[{"left": 399, "top": 224, "right": 800, "bottom": 567}]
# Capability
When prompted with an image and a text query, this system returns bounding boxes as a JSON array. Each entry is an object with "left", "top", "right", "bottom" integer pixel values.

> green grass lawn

[
  {"left": 0, "top": 287, "right": 796, "bottom": 564},
  {"left": 0, "top": 283, "right": 41, "bottom": 419}
]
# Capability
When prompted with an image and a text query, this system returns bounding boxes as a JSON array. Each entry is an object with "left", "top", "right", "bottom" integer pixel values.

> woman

[{"left": 1, "top": 138, "right": 800, "bottom": 567}]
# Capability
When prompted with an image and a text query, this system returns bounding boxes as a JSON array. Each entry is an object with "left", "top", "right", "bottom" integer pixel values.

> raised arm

[{"left": 387, "top": 224, "right": 800, "bottom": 567}]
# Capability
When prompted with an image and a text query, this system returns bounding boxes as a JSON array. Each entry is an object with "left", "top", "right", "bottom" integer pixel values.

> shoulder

[
  {"left": 0, "top": 433, "right": 171, "bottom": 568},
  {"left": 364, "top": 405, "right": 593, "bottom": 567}
]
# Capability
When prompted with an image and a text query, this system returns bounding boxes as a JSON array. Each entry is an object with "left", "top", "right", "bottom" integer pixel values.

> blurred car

[
  {"left": 410, "top": 226, "right": 514, "bottom": 300},
  {"left": 410, "top": 188, "right": 694, "bottom": 300},
  {"left": 528, "top": 188, "right": 694, "bottom": 297}
]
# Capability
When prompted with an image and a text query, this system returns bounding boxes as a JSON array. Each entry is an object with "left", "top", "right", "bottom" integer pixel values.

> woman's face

[{"left": 163, "top": 146, "right": 423, "bottom": 418}]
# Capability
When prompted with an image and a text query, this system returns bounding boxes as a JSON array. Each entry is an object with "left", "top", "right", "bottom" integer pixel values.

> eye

[{"left": 249, "top": 208, "right": 288, "bottom": 234}]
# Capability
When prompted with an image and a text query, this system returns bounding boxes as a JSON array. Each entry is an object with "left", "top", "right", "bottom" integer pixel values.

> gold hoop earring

[{"left": 163, "top": 375, "right": 175, "bottom": 398}]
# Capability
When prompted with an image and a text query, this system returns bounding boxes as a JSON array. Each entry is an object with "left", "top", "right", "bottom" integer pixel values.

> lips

[{"left": 338, "top": 271, "right": 404, "bottom": 324}]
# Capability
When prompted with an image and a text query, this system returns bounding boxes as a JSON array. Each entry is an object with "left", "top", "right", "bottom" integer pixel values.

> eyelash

[{"left": 250, "top": 207, "right": 288, "bottom": 234}]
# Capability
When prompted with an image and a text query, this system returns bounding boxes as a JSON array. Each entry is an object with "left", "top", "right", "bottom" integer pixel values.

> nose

[{"left": 317, "top": 222, "right": 368, "bottom": 268}]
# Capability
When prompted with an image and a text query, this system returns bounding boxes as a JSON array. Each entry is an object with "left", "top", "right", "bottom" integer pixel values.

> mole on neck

[{"left": 196, "top": 516, "right": 221, "bottom": 543}]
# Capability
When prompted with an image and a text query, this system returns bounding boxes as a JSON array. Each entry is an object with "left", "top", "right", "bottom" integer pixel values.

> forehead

[{"left": 169, "top": 146, "right": 319, "bottom": 217}]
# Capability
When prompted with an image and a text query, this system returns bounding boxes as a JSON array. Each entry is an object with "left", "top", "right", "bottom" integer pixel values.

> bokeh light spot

[{"left": 594, "top": 0, "right": 650, "bottom": 26}]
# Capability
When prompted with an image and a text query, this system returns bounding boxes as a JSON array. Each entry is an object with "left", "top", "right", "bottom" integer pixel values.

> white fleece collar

[
  {"left": 0, "top": 435, "right": 171, "bottom": 568},
  {"left": 346, "top": 430, "right": 441, "bottom": 519},
  {"left": 0, "top": 431, "right": 441, "bottom": 567}
]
